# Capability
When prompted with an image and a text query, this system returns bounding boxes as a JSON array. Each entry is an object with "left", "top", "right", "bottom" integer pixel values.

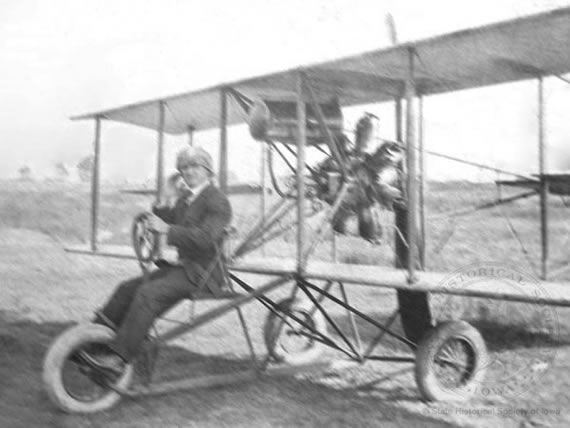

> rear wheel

[
  {"left": 43, "top": 323, "right": 134, "bottom": 413},
  {"left": 263, "top": 298, "right": 328, "bottom": 365},
  {"left": 415, "top": 321, "right": 488, "bottom": 401}
]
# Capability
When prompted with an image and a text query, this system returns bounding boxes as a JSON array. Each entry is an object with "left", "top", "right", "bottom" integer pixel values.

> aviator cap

[{"left": 176, "top": 147, "right": 214, "bottom": 174}]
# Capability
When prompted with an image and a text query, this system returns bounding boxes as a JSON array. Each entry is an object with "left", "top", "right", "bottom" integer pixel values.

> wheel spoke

[
  {"left": 264, "top": 300, "right": 327, "bottom": 365},
  {"left": 433, "top": 338, "right": 475, "bottom": 387}
]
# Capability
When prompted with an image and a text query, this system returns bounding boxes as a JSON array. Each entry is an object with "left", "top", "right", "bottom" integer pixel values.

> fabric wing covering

[{"left": 72, "top": 7, "right": 570, "bottom": 135}]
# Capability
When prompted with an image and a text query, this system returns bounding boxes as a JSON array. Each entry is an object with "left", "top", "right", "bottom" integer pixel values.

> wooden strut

[
  {"left": 338, "top": 282, "right": 363, "bottom": 359},
  {"left": 239, "top": 206, "right": 321, "bottom": 258},
  {"left": 362, "top": 308, "right": 400, "bottom": 360},
  {"left": 230, "top": 274, "right": 351, "bottom": 359},
  {"left": 90, "top": 116, "right": 102, "bottom": 252},
  {"left": 232, "top": 198, "right": 294, "bottom": 256},
  {"left": 421, "top": 148, "right": 534, "bottom": 181},
  {"left": 301, "top": 182, "right": 350, "bottom": 262},
  {"left": 278, "top": 141, "right": 320, "bottom": 178},
  {"left": 427, "top": 190, "right": 539, "bottom": 220},
  {"left": 418, "top": 95, "right": 426, "bottom": 269},
  {"left": 405, "top": 47, "right": 418, "bottom": 284},
  {"left": 300, "top": 279, "right": 417, "bottom": 349},
  {"left": 296, "top": 71, "right": 307, "bottom": 273},
  {"left": 393, "top": 81, "right": 433, "bottom": 346},
  {"left": 187, "top": 125, "right": 195, "bottom": 146},
  {"left": 239, "top": 174, "right": 349, "bottom": 260},
  {"left": 538, "top": 76, "right": 549, "bottom": 280},
  {"left": 260, "top": 142, "right": 267, "bottom": 256},
  {"left": 303, "top": 73, "right": 348, "bottom": 179},
  {"left": 157, "top": 275, "right": 292, "bottom": 344},
  {"left": 297, "top": 280, "right": 362, "bottom": 359},
  {"left": 219, "top": 87, "right": 229, "bottom": 193},
  {"left": 232, "top": 199, "right": 297, "bottom": 258},
  {"left": 156, "top": 101, "right": 166, "bottom": 205},
  {"left": 155, "top": 101, "right": 166, "bottom": 258}
]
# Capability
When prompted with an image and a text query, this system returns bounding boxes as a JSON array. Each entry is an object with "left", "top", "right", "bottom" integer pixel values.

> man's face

[{"left": 178, "top": 161, "right": 210, "bottom": 188}]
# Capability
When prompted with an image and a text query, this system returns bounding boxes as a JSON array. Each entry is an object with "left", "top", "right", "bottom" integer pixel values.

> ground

[
  {"left": 2, "top": 226, "right": 570, "bottom": 428},
  {"left": 1, "top": 182, "right": 570, "bottom": 427}
]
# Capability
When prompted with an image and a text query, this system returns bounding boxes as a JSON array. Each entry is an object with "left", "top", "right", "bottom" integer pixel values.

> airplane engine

[{"left": 247, "top": 98, "right": 344, "bottom": 145}]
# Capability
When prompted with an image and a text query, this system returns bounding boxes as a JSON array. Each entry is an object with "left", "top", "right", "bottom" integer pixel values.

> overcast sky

[{"left": 1, "top": 0, "right": 570, "bottom": 182}]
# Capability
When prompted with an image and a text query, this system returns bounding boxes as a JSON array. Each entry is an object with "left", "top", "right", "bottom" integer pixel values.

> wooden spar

[
  {"left": 90, "top": 116, "right": 102, "bottom": 252},
  {"left": 219, "top": 88, "right": 229, "bottom": 193},
  {"left": 538, "top": 76, "right": 549, "bottom": 279},
  {"left": 405, "top": 48, "right": 418, "bottom": 282},
  {"left": 187, "top": 125, "right": 195, "bottom": 146},
  {"left": 125, "top": 360, "right": 336, "bottom": 398},
  {"left": 156, "top": 101, "right": 166, "bottom": 205},
  {"left": 296, "top": 71, "right": 307, "bottom": 273},
  {"left": 418, "top": 95, "right": 426, "bottom": 269},
  {"left": 126, "top": 370, "right": 258, "bottom": 397}
]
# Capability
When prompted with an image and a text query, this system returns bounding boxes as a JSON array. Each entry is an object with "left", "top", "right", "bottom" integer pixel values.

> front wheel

[
  {"left": 263, "top": 298, "right": 328, "bottom": 365},
  {"left": 415, "top": 321, "right": 488, "bottom": 401},
  {"left": 42, "top": 323, "right": 134, "bottom": 413}
]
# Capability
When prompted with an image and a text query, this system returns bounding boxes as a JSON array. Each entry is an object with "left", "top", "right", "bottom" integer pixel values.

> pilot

[
  {"left": 164, "top": 171, "right": 191, "bottom": 208},
  {"left": 84, "top": 146, "right": 232, "bottom": 372}
]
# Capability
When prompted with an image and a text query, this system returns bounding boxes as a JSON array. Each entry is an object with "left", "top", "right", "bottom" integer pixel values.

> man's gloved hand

[{"left": 147, "top": 213, "right": 170, "bottom": 234}]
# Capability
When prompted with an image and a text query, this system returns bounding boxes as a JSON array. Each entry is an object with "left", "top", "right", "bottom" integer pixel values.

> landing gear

[
  {"left": 415, "top": 321, "right": 488, "bottom": 401},
  {"left": 42, "top": 323, "right": 134, "bottom": 413}
]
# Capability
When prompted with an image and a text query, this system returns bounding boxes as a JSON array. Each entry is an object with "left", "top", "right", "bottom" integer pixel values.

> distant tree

[
  {"left": 228, "top": 170, "right": 239, "bottom": 184},
  {"left": 77, "top": 155, "right": 94, "bottom": 183},
  {"left": 18, "top": 165, "right": 32, "bottom": 181},
  {"left": 54, "top": 162, "right": 70, "bottom": 181}
]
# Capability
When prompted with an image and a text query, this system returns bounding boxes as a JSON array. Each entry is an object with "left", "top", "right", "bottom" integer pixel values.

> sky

[{"left": 1, "top": 0, "right": 570, "bottom": 183}]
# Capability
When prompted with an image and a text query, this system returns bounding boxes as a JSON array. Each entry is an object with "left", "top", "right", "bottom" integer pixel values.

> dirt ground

[{"left": 2, "top": 227, "right": 570, "bottom": 428}]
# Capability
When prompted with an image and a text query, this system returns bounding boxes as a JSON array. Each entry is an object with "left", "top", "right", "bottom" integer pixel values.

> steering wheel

[{"left": 131, "top": 212, "right": 160, "bottom": 272}]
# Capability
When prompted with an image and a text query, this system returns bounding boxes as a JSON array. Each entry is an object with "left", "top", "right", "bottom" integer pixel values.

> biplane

[{"left": 43, "top": 7, "right": 570, "bottom": 413}]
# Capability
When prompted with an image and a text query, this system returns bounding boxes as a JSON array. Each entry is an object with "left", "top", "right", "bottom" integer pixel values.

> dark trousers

[{"left": 96, "top": 266, "right": 192, "bottom": 361}]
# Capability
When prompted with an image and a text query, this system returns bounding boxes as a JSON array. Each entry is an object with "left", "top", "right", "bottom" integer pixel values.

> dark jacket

[{"left": 153, "top": 184, "right": 232, "bottom": 296}]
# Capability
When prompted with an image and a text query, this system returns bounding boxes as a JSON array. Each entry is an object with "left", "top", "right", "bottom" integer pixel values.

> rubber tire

[
  {"left": 263, "top": 298, "right": 328, "bottom": 366},
  {"left": 43, "top": 323, "right": 134, "bottom": 413},
  {"left": 415, "top": 321, "right": 488, "bottom": 402}
]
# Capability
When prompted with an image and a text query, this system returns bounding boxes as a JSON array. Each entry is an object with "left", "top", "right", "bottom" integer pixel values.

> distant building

[{"left": 18, "top": 165, "right": 33, "bottom": 181}]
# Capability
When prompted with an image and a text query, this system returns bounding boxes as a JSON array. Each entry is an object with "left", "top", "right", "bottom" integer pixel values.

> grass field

[{"left": 1, "top": 180, "right": 570, "bottom": 427}]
